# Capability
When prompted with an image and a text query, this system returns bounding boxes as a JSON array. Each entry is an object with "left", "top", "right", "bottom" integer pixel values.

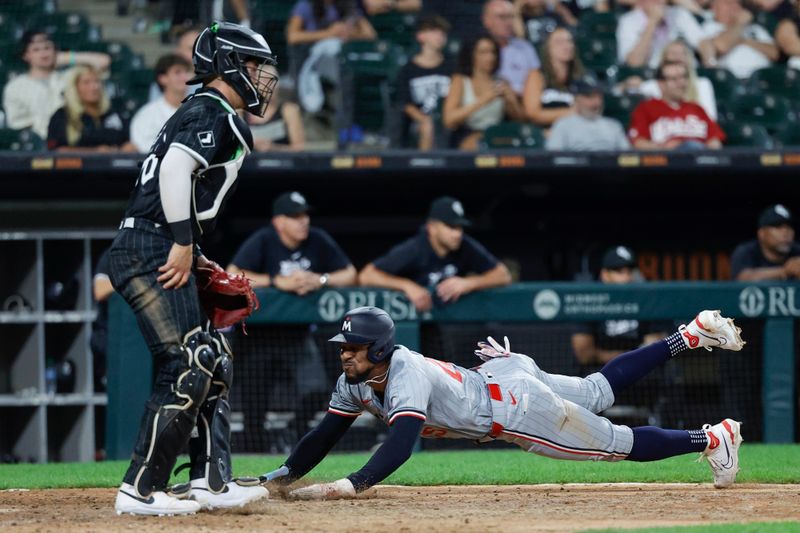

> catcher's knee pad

[{"left": 175, "top": 327, "right": 217, "bottom": 406}]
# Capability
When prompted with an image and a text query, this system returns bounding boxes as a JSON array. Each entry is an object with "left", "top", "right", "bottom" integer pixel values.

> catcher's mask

[
  {"left": 329, "top": 306, "right": 396, "bottom": 364},
  {"left": 189, "top": 21, "right": 279, "bottom": 116}
]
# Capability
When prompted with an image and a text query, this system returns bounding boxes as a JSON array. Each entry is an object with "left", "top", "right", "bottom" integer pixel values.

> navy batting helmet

[
  {"left": 329, "top": 307, "right": 396, "bottom": 364},
  {"left": 188, "top": 21, "right": 279, "bottom": 116}
]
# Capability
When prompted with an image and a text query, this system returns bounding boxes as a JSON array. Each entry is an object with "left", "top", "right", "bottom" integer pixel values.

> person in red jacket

[{"left": 628, "top": 61, "right": 725, "bottom": 150}]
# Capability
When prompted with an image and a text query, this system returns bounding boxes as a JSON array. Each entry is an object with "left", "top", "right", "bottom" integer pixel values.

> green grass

[
  {"left": 1, "top": 444, "right": 798, "bottom": 490},
  {"left": 585, "top": 522, "right": 800, "bottom": 532}
]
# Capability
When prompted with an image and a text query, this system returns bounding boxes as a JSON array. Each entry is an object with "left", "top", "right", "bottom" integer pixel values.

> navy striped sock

[
  {"left": 627, "top": 427, "right": 708, "bottom": 461},
  {"left": 600, "top": 334, "right": 683, "bottom": 396}
]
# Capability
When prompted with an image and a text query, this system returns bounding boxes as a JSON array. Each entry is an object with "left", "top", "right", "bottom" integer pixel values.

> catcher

[
  {"left": 109, "top": 22, "right": 274, "bottom": 516},
  {"left": 262, "top": 306, "right": 745, "bottom": 499}
]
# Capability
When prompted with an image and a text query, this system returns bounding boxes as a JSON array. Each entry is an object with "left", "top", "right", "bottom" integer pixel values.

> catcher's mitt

[{"left": 195, "top": 262, "right": 259, "bottom": 329}]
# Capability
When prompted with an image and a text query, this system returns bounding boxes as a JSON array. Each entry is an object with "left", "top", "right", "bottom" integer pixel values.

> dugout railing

[{"left": 106, "top": 282, "right": 798, "bottom": 460}]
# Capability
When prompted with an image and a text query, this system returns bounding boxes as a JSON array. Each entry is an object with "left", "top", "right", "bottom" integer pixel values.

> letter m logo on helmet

[
  {"left": 342, "top": 317, "right": 352, "bottom": 332},
  {"left": 328, "top": 307, "right": 396, "bottom": 363}
]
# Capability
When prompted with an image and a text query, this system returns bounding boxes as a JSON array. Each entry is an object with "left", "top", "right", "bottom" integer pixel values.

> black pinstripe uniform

[{"left": 108, "top": 86, "right": 253, "bottom": 493}]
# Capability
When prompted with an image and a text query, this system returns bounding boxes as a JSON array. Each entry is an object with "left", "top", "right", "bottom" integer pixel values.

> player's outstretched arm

[{"left": 289, "top": 416, "right": 424, "bottom": 500}]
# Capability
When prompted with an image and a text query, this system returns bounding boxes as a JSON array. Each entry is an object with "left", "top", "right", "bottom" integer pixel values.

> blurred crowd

[{"left": 1, "top": 0, "right": 799, "bottom": 152}]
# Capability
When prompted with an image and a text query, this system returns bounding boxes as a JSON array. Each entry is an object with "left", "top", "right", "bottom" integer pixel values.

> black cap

[
  {"left": 601, "top": 246, "right": 636, "bottom": 270},
  {"left": 428, "top": 196, "right": 471, "bottom": 226},
  {"left": 272, "top": 191, "right": 311, "bottom": 216},
  {"left": 569, "top": 75, "right": 602, "bottom": 95},
  {"left": 758, "top": 204, "right": 793, "bottom": 228}
]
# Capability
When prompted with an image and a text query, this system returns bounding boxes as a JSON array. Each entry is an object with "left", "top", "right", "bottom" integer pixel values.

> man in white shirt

[
  {"left": 482, "top": 0, "right": 541, "bottom": 96},
  {"left": 130, "top": 54, "right": 192, "bottom": 153},
  {"left": 700, "top": 0, "right": 778, "bottom": 78},
  {"left": 547, "top": 76, "right": 631, "bottom": 151},
  {"left": 2, "top": 30, "right": 110, "bottom": 139},
  {"left": 617, "top": 0, "right": 711, "bottom": 68}
]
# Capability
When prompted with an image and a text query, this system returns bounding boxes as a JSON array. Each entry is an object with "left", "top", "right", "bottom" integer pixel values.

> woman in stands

[
  {"left": 522, "top": 26, "right": 584, "bottom": 128},
  {"left": 443, "top": 35, "right": 525, "bottom": 150},
  {"left": 636, "top": 39, "right": 718, "bottom": 120},
  {"left": 47, "top": 65, "right": 136, "bottom": 152},
  {"left": 248, "top": 88, "right": 306, "bottom": 152},
  {"left": 775, "top": 0, "right": 800, "bottom": 68}
]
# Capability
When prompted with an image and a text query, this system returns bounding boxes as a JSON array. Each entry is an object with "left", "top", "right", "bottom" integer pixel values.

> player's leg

[
  {"left": 109, "top": 231, "right": 207, "bottom": 515},
  {"left": 524, "top": 311, "right": 743, "bottom": 413},
  {"left": 182, "top": 326, "right": 269, "bottom": 509}
]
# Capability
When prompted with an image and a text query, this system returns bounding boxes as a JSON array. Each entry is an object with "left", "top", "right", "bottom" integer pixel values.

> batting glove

[
  {"left": 289, "top": 478, "right": 356, "bottom": 501},
  {"left": 474, "top": 335, "right": 512, "bottom": 361}
]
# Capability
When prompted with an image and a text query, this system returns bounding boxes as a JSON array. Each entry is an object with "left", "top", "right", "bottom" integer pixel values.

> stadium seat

[
  {"left": 754, "top": 10, "right": 779, "bottom": 34},
  {"left": 606, "top": 65, "right": 655, "bottom": 85},
  {"left": 603, "top": 93, "right": 644, "bottom": 126},
  {"left": 722, "top": 121, "right": 775, "bottom": 148},
  {"left": 575, "top": 36, "right": 617, "bottom": 76},
  {"left": 720, "top": 93, "right": 797, "bottom": 133},
  {"left": 696, "top": 67, "right": 746, "bottom": 104},
  {"left": 576, "top": 11, "right": 619, "bottom": 37},
  {"left": 774, "top": 123, "right": 800, "bottom": 147},
  {"left": 369, "top": 12, "right": 418, "bottom": 51},
  {"left": 749, "top": 66, "right": 800, "bottom": 101},
  {"left": 0, "top": 128, "right": 45, "bottom": 151},
  {"left": 29, "top": 12, "right": 100, "bottom": 49},
  {"left": 0, "top": 0, "right": 55, "bottom": 17},
  {"left": 481, "top": 122, "right": 545, "bottom": 149}
]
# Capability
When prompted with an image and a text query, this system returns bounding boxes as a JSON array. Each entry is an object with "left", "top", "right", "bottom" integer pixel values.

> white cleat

[
  {"left": 679, "top": 310, "right": 745, "bottom": 351},
  {"left": 700, "top": 418, "right": 743, "bottom": 488},
  {"left": 115, "top": 483, "right": 201, "bottom": 516},
  {"left": 189, "top": 479, "right": 269, "bottom": 510}
]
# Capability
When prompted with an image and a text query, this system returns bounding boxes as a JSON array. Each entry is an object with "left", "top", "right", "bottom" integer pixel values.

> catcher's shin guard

[
  {"left": 129, "top": 328, "right": 216, "bottom": 497},
  {"left": 189, "top": 328, "right": 234, "bottom": 493}
]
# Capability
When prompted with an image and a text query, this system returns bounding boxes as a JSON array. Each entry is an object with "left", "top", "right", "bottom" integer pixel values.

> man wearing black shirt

[
  {"left": 395, "top": 14, "right": 452, "bottom": 150},
  {"left": 731, "top": 204, "right": 800, "bottom": 281},
  {"left": 359, "top": 196, "right": 512, "bottom": 312},
  {"left": 227, "top": 191, "right": 356, "bottom": 292}
]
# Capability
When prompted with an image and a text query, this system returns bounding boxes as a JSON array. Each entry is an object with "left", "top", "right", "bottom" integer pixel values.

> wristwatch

[{"left": 319, "top": 273, "right": 329, "bottom": 287}]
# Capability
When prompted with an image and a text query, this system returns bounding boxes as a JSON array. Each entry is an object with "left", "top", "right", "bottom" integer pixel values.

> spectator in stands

[
  {"left": 169, "top": 0, "right": 251, "bottom": 32},
  {"left": 130, "top": 54, "right": 192, "bottom": 153},
  {"left": 248, "top": 89, "right": 306, "bottom": 151},
  {"left": 359, "top": 196, "right": 512, "bottom": 312},
  {"left": 47, "top": 65, "right": 136, "bottom": 153},
  {"left": 522, "top": 27, "right": 583, "bottom": 128},
  {"left": 635, "top": 39, "right": 718, "bottom": 120},
  {"left": 443, "top": 35, "right": 525, "bottom": 150},
  {"left": 286, "top": 0, "right": 377, "bottom": 49},
  {"left": 571, "top": 246, "right": 669, "bottom": 365},
  {"left": 546, "top": 75, "right": 631, "bottom": 150},
  {"left": 628, "top": 61, "right": 724, "bottom": 149},
  {"left": 482, "top": 0, "right": 542, "bottom": 96},
  {"left": 148, "top": 26, "right": 201, "bottom": 102},
  {"left": 699, "top": 0, "right": 779, "bottom": 78},
  {"left": 359, "top": 0, "right": 421, "bottom": 15},
  {"left": 396, "top": 15, "right": 453, "bottom": 150},
  {"left": 731, "top": 204, "right": 800, "bottom": 281},
  {"left": 227, "top": 191, "right": 356, "bottom": 292},
  {"left": 513, "top": 0, "right": 570, "bottom": 45},
  {"left": 3, "top": 29, "right": 110, "bottom": 140},
  {"left": 775, "top": 0, "right": 800, "bottom": 68},
  {"left": 616, "top": 0, "right": 710, "bottom": 68}
]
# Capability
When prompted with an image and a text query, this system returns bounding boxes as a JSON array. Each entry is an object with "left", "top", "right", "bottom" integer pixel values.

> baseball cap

[
  {"left": 272, "top": 191, "right": 311, "bottom": 216},
  {"left": 428, "top": 196, "right": 471, "bottom": 227},
  {"left": 757, "top": 204, "right": 793, "bottom": 228},
  {"left": 569, "top": 75, "right": 602, "bottom": 96},
  {"left": 601, "top": 246, "right": 637, "bottom": 270}
]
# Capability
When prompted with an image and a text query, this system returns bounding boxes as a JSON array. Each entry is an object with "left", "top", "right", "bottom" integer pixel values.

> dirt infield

[{"left": 1, "top": 484, "right": 799, "bottom": 532}]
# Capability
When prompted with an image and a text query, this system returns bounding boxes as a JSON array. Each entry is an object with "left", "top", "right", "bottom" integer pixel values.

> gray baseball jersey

[{"left": 329, "top": 346, "right": 634, "bottom": 461}]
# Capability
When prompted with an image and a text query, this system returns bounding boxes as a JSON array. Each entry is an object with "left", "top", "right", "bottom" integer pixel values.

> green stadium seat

[
  {"left": 482, "top": 122, "right": 545, "bottom": 149},
  {"left": 754, "top": 11, "right": 779, "bottom": 34},
  {"left": 720, "top": 93, "right": 798, "bottom": 133},
  {"left": 696, "top": 67, "right": 746, "bottom": 104},
  {"left": 575, "top": 36, "right": 617, "bottom": 75},
  {"left": 606, "top": 65, "right": 655, "bottom": 85},
  {"left": 0, "top": 0, "right": 55, "bottom": 17},
  {"left": 369, "top": 12, "right": 418, "bottom": 51},
  {"left": 774, "top": 123, "right": 800, "bottom": 147},
  {"left": 0, "top": 128, "right": 45, "bottom": 151},
  {"left": 29, "top": 12, "right": 99, "bottom": 49},
  {"left": 603, "top": 93, "right": 644, "bottom": 127},
  {"left": 576, "top": 11, "right": 619, "bottom": 37},
  {"left": 722, "top": 121, "right": 775, "bottom": 148},
  {"left": 749, "top": 66, "right": 800, "bottom": 101}
]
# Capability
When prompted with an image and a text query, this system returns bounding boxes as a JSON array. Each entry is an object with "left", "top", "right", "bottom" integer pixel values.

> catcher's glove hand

[
  {"left": 195, "top": 262, "right": 259, "bottom": 329},
  {"left": 289, "top": 479, "right": 356, "bottom": 501}
]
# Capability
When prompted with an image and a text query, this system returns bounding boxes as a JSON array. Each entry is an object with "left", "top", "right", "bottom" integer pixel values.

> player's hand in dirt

[
  {"left": 158, "top": 243, "right": 194, "bottom": 289},
  {"left": 289, "top": 479, "right": 356, "bottom": 501}
]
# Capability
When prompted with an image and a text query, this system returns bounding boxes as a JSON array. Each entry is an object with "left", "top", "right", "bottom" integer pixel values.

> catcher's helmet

[
  {"left": 188, "top": 21, "right": 278, "bottom": 116},
  {"left": 329, "top": 307, "right": 396, "bottom": 364}
]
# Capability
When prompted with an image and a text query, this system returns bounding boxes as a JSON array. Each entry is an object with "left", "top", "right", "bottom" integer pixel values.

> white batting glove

[
  {"left": 289, "top": 478, "right": 356, "bottom": 501},
  {"left": 474, "top": 335, "right": 512, "bottom": 361}
]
